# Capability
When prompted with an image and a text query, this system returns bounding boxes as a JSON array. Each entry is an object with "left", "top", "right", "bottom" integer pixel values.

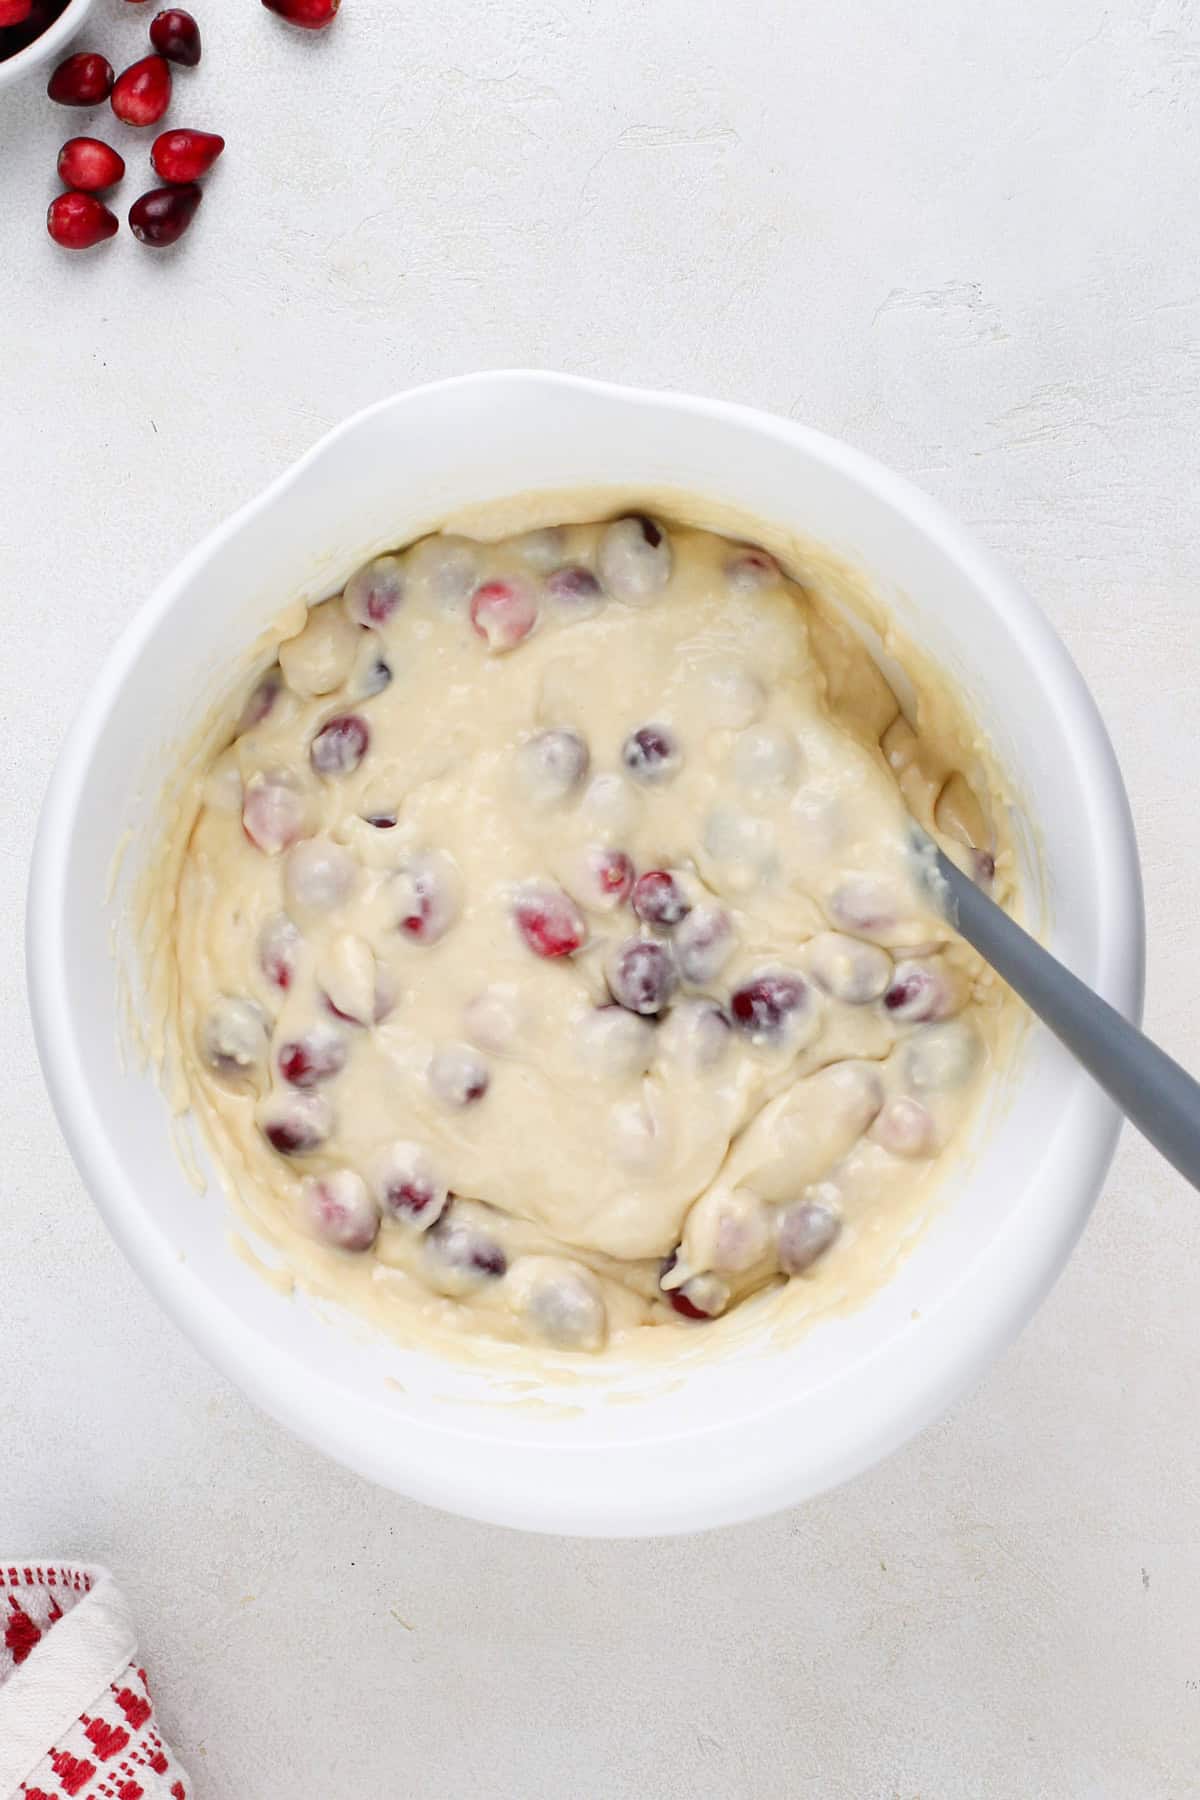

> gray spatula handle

[{"left": 934, "top": 849, "right": 1200, "bottom": 1190}]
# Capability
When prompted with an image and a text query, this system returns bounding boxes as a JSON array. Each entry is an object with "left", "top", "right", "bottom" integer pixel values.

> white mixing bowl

[{"left": 26, "top": 372, "right": 1144, "bottom": 1536}]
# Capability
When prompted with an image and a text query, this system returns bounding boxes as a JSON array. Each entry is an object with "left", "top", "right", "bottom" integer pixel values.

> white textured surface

[{"left": 1, "top": 0, "right": 1198, "bottom": 1792}]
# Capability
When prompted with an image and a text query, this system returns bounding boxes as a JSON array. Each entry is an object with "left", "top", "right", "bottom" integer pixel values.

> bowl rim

[
  {"left": 26, "top": 370, "right": 1146, "bottom": 1534},
  {"left": 0, "top": 0, "right": 96, "bottom": 88}
]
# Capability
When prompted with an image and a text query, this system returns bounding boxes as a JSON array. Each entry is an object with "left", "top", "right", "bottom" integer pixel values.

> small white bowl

[
  {"left": 27, "top": 373, "right": 1144, "bottom": 1536},
  {"left": 0, "top": 0, "right": 97, "bottom": 93}
]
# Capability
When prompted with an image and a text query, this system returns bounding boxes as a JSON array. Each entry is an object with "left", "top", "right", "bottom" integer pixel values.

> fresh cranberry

[
  {"left": 426, "top": 1213, "right": 507, "bottom": 1281},
  {"left": 428, "top": 1045, "right": 490, "bottom": 1107},
  {"left": 258, "top": 912, "right": 301, "bottom": 989},
  {"left": 659, "top": 1251, "right": 727, "bottom": 1320},
  {"left": 371, "top": 1142, "right": 448, "bottom": 1229},
  {"left": 829, "top": 874, "right": 899, "bottom": 934},
  {"left": 344, "top": 554, "right": 403, "bottom": 627},
  {"left": 149, "top": 8, "right": 201, "bottom": 64},
  {"left": 364, "top": 811, "right": 396, "bottom": 829},
  {"left": 362, "top": 657, "right": 392, "bottom": 696},
  {"left": 547, "top": 565, "right": 601, "bottom": 603},
  {"left": 517, "top": 727, "right": 589, "bottom": 804},
  {"left": 725, "top": 548, "right": 781, "bottom": 591},
  {"left": 111, "top": 55, "right": 171, "bottom": 126},
  {"left": 974, "top": 849, "right": 996, "bottom": 884},
  {"left": 301, "top": 1171, "right": 379, "bottom": 1253},
  {"left": 262, "top": 0, "right": 341, "bottom": 26},
  {"left": 237, "top": 666, "right": 282, "bottom": 732},
  {"left": 151, "top": 128, "right": 224, "bottom": 182},
  {"left": 606, "top": 938, "right": 678, "bottom": 1015},
  {"left": 201, "top": 996, "right": 268, "bottom": 1082},
  {"left": 310, "top": 713, "right": 369, "bottom": 777},
  {"left": 632, "top": 870, "right": 690, "bottom": 928},
  {"left": 48, "top": 53, "right": 115, "bottom": 105},
  {"left": 514, "top": 886, "right": 586, "bottom": 958},
  {"left": 0, "top": 0, "right": 33, "bottom": 26},
  {"left": 586, "top": 846, "right": 635, "bottom": 906},
  {"left": 470, "top": 578, "right": 538, "bottom": 651},
  {"left": 622, "top": 723, "right": 682, "bottom": 783},
  {"left": 56, "top": 137, "right": 125, "bottom": 193},
  {"left": 242, "top": 771, "right": 308, "bottom": 854},
  {"left": 730, "top": 971, "right": 810, "bottom": 1042},
  {"left": 260, "top": 1093, "right": 332, "bottom": 1156},
  {"left": 884, "top": 960, "right": 959, "bottom": 1024},
  {"left": 806, "top": 931, "right": 891, "bottom": 1005},
  {"left": 46, "top": 191, "right": 118, "bottom": 249},
  {"left": 277, "top": 1026, "right": 346, "bottom": 1088},
  {"left": 597, "top": 515, "right": 673, "bottom": 604},
  {"left": 129, "top": 182, "right": 202, "bottom": 246},
  {"left": 393, "top": 852, "right": 459, "bottom": 943},
  {"left": 674, "top": 903, "right": 735, "bottom": 984},
  {"left": 777, "top": 1198, "right": 841, "bottom": 1275}
]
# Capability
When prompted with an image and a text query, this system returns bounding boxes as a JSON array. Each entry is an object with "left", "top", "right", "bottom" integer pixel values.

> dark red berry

[
  {"left": 261, "top": 0, "right": 340, "bottom": 26},
  {"left": 149, "top": 7, "right": 201, "bottom": 64},
  {"left": 129, "top": 182, "right": 201, "bottom": 246},
  {"left": 56, "top": 137, "right": 125, "bottom": 193},
  {"left": 111, "top": 54, "right": 171, "bottom": 126},
  {"left": 514, "top": 886, "right": 586, "bottom": 959},
  {"left": 547, "top": 566, "right": 601, "bottom": 602},
  {"left": 261, "top": 1095, "right": 331, "bottom": 1156},
  {"left": 606, "top": 938, "right": 678, "bottom": 1015},
  {"left": 0, "top": 1, "right": 34, "bottom": 27},
  {"left": 592, "top": 848, "right": 635, "bottom": 903},
  {"left": 278, "top": 1030, "right": 346, "bottom": 1088},
  {"left": 660, "top": 1251, "right": 722, "bottom": 1320},
  {"left": 622, "top": 724, "right": 681, "bottom": 783},
  {"left": 730, "top": 972, "right": 810, "bottom": 1041},
  {"left": 47, "top": 191, "right": 118, "bottom": 250},
  {"left": 48, "top": 52, "right": 115, "bottom": 106},
  {"left": 151, "top": 127, "right": 224, "bottom": 182},
  {"left": 310, "top": 713, "right": 369, "bottom": 777},
  {"left": 632, "top": 870, "right": 690, "bottom": 928},
  {"left": 364, "top": 811, "right": 396, "bottom": 829}
]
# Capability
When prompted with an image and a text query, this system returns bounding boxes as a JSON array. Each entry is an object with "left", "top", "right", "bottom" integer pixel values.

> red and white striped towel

[{"left": 0, "top": 1564, "right": 190, "bottom": 1800}]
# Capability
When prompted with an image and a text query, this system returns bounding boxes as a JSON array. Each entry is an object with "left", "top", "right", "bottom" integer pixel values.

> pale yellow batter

[{"left": 168, "top": 516, "right": 1010, "bottom": 1355}]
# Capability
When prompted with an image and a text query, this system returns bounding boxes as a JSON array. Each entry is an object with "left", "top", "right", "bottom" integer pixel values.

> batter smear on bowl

[{"left": 167, "top": 514, "right": 1012, "bottom": 1354}]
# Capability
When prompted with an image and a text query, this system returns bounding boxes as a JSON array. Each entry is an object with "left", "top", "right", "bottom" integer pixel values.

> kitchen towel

[{"left": 0, "top": 1563, "right": 189, "bottom": 1800}]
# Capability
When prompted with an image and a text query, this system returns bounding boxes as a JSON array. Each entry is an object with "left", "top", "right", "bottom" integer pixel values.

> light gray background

[{"left": 2, "top": 1, "right": 1199, "bottom": 1794}]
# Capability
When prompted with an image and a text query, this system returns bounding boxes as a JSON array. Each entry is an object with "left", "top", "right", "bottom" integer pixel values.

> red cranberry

[
  {"left": 362, "top": 657, "right": 392, "bottom": 696},
  {"left": 426, "top": 1212, "right": 508, "bottom": 1284},
  {"left": 371, "top": 1142, "right": 448, "bottom": 1229},
  {"left": 151, "top": 128, "right": 224, "bottom": 182},
  {"left": 237, "top": 666, "right": 282, "bottom": 732},
  {"left": 546, "top": 565, "right": 601, "bottom": 603},
  {"left": 884, "top": 960, "right": 959, "bottom": 1024},
  {"left": 262, "top": 0, "right": 341, "bottom": 26},
  {"left": 674, "top": 903, "right": 735, "bottom": 984},
  {"left": 258, "top": 912, "right": 301, "bottom": 989},
  {"left": 632, "top": 870, "right": 690, "bottom": 928},
  {"left": 201, "top": 996, "right": 268, "bottom": 1082},
  {"left": 974, "top": 849, "right": 996, "bottom": 885},
  {"left": 56, "top": 137, "right": 125, "bottom": 193},
  {"left": 260, "top": 1092, "right": 332, "bottom": 1156},
  {"left": 301, "top": 1172, "right": 379, "bottom": 1253},
  {"left": 277, "top": 1026, "right": 346, "bottom": 1088},
  {"left": 587, "top": 846, "right": 635, "bottom": 906},
  {"left": 622, "top": 724, "right": 682, "bottom": 783},
  {"left": 46, "top": 191, "right": 118, "bottom": 250},
  {"left": 829, "top": 875, "right": 899, "bottom": 935},
  {"left": 344, "top": 555, "right": 403, "bottom": 627},
  {"left": 598, "top": 515, "right": 673, "bottom": 603},
  {"left": 517, "top": 727, "right": 589, "bottom": 804},
  {"left": 242, "top": 770, "right": 307, "bottom": 854},
  {"left": 310, "top": 713, "right": 369, "bottom": 777},
  {"left": 730, "top": 971, "right": 810, "bottom": 1042},
  {"left": 428, "top": 1045, "right": 490, "bottom": 1107},
  {"left": 470, "top": 579, "right": 538, "bottom": 651},
  {"left": 48, "top": 53, "right": 114, "bottom": 105},
  {"left": 659, "top": 1252, "right": 727, "bottom": 1320},
  {"left": 606, "top": 938, "right": 678, "bottom": 1015},
  {"left": 149, "top": 8, "right": 201, "bottom": 65},
  {"left": 129, "top": 183, "right": 202, "bottom": 246},
  {"left": 0, "top": 0, "right": 33, "bottom": 25},
  {"left": 111, "top": 55, "right": 171, "bottom": 126},
  {"left": 725, "top": 548, "right": 781, "bottom": 591},
  {"left": 364, "top": 811, "right": 396, "bottom": 829},
  {"left": 777, "top": 1198, "right": 840, "bottom": 1275},
  {"left": 514, "top": 886, "right": 586, "bottom": 959},
  {"left": 393, "top": 852, "right": 459, "bottom": 943}
]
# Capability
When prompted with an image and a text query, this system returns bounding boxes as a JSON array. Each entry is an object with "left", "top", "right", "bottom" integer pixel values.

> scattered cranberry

[
  {"left": 111, "top": 54, "right": 171, "bottom": 126},
  {"left": 0, "top": 0, "right": 33, "bottom": 26},
  {"left": 425, "top": 1212, "right": 508, "bottom": 1287},
  {"left": 585, "top": 846, "right": 635, "bottom": 907},
  {"left": 151, "top": 128, "right": 224, "bottom": 183},
  {"left": 829, "top": 874, "right": 899, "bottom": 935},
  {"left": 262, "top": 0, "right": 341, "bottom": 26},
  {"left": 470, "top": 578, "right": 538, "bottom": 652},
  {"left": 546, "top": 565, "right": 602, "bottom": 604},
  {"left": 725, "top": 547, "right": 780, "bottom": 591},
  {"left": 674, "top": 903, "right": 735, "bottom": 985},
  {"left": 344, "top": 554, "right": 403, "bottom": 628},
  {"left": 884, "top": 962, "right": 945, "bottom": 1024},
  {"left": 258, "top": 912, "right": 301, "bottom": 989},
  {"left": 129, "top": 182, "right": 202, "bottom": 246},
  {"left": 364, "top": 811, "right": 396, "bottom": 829},
  {"left": 237, "top": 667, "right": 282, "bottom": 733},
  {"left": 278, "top": 1025, "right": 346, "bottom": 1088},
  {"left": 242, "top": 770, "right": 308, "bottom": 854},
  {"left": 149, "top": 8, "right": 201, "bottom": 65},
  {"left": 260, "top": 1092, "right": 332, "bottom": 1156},
  {"left": 48, "top": 52, "right": 115, "bottom": 105},
  {"left": 870, "top": 1096, "right": 936, "bottom": 1158},
  {"left": 371, "top": 1141, "right": 448, "bottom": 1229},
  {"left": 520, "top": 1261, "right": 608, "bottom": 1351},
  {"left": 362, "top": 657, "right": 392, "bottom": 696},
  {"left": 428, "top": 1044, "right": 490, "bottom": 1107},
  {"left": 514, "top": 885, "right": 586, "bottom": 959},
  {"left": 622, "top": 723, "right": 682, "bottom": 783},
  {"left": 632, "top": 870, "right": 690, "bottom": 928},
  {"left": 606, "top": 938, "right": 678, "bottom": 1015},
  {"left": 56, "top": 137, "right": 125, "bottom": 192},
  {"left": 301, "top": 1171, "right": 379, "bottom": 1253},
  {"left": 310, "top": 713, "right": 369, "bottom": 778},
  {"left": 974, "top": 849, "right": 996, "bottom": 885},
  {"left": 806, "top": 931, "right": 891, "bottom": 1005},
  {"left": 597, "top": 515, "right": 672, "bottom": 603},
  {"left": 201, "top": 996, "right": 268, "bottom": 1082},
  {"left": 777, "top": 1197, "right": 841, "bottom": 1275},
  {"left": 517, "top": 727, "right": 589, "bottom": 806},
  {"left": 46, "top": 191, "right": 118, "bottom": 249},
  {"left": 660, "top": 1251, "right": 727, "bottom": 1320},
  {"left": 393, "top": 852, "right": 460, "bottom": 943},
  {"left": 730, "top": 971, "right": 811, "bottom": 1043}
]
